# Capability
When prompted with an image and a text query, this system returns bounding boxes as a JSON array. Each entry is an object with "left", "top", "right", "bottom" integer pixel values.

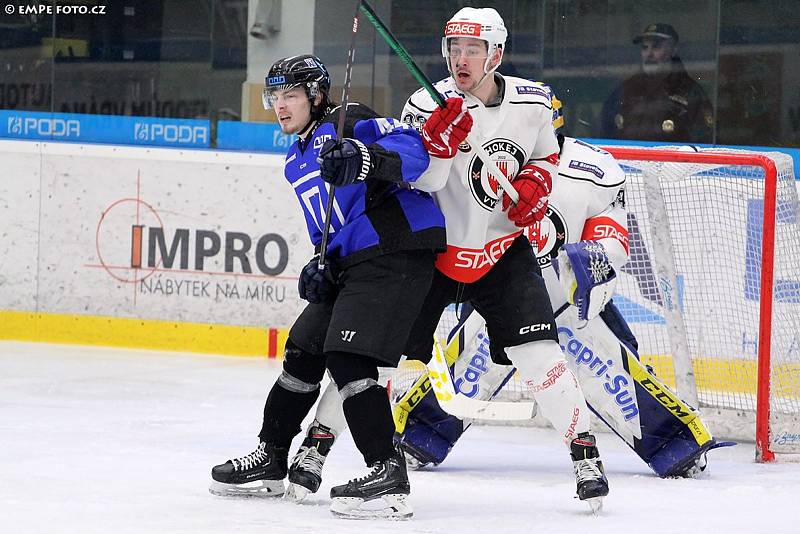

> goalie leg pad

[
  {"left": 395, "top": 390, "right": 465, "bottom": 466},
  {"left": 557, "top": 309, "right": 723, "bottom": 477},
  {"left": 649, "top": 434, "right": 719, "bottom": 478},
  {"left": 598, "top": 299, "right": 638, "bottom": 354}
]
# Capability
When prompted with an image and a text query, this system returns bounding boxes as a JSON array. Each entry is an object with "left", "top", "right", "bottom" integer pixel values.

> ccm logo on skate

[
  {"left": 454, "top": 333, "right": 491, "bottom": 398},
  {"left": 519, "top": 323, "right": 552, "bottom": 335},
  {"left": 341, "top": 330, "right": 356, "bottom": 342}
]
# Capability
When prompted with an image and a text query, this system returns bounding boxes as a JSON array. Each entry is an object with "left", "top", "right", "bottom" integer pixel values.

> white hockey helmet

[{"left": 441, "top": 7, "right": 507, "bottom": 74}]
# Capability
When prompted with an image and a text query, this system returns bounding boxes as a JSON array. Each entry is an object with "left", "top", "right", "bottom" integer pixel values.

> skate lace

[
  {"left": 233, "top": 443, "right": 268, "bottom": 471},
  {"left": 350, "top": 462, "right": 384, "bottom": 484},
  {"left": 573, "top": 457, "right": 603, "bottom": 483},
  {"left": 291, "top": 445, "right": 325, "bottom": 475}
]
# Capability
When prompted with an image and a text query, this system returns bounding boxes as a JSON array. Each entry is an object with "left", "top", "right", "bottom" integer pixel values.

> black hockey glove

[
  {"left": 298, "top": 255, "right": 338, "bottom": 304},
  {"left": 318, "top": 138, "right": 373, "bottom": 187}
]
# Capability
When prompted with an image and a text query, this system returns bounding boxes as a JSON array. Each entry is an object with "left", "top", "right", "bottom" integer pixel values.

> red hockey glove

[
  {"left": 502, "top": 163, "right": 552, "bottom": 228},
  {"left": 421, "top": 97, "right": 473, "bottom": 159}
]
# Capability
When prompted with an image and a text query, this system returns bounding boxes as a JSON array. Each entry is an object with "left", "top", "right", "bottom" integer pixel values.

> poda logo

[
  {"left": 134, "top": 122, "right": 208, "bottom": 145},
  {"left": 524, "top": 204, "right": 568, "bottom": 268},
  {"left": 467, "top": 138, "right": 525, "bottom": 211},
  {"left": 7, "top": 116, "right": 80, "bottom": 138}
]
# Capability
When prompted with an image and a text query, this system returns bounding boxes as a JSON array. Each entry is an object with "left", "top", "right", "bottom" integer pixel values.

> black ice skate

[
  {"left": 570, "top": 433, "right": 609, "bottom": 513},
  {"left": 329, "top": 449, "right": 412, "bottom": 520},
  {"left": 284, "top": 423, "right": 335, "bottom": 502},
  {"left": 209, "top": 442, "right": 288, "bottom": 497}
]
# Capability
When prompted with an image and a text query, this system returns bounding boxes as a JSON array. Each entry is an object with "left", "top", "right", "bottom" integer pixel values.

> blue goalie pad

[
  {"left": 649, "top": 436, "right": 736, "bottom": 477},
  {"left": 395, "top": 386, "right": 465, "bottom": 466}
]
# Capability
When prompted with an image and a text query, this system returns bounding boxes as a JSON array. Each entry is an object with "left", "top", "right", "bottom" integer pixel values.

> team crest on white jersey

[
  {"left": 524, "top": 204, "right": 568, "bottom": 268},
  {"left": 468, "top": 138, "right": 526, "bottom": 211}
]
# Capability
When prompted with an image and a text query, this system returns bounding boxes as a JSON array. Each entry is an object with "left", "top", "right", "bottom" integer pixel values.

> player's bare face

[
  {"left": 447, "top": 37, "right": 490, "bottom": 92},
  {"left": 271, "top": 87, "right": 312, "bottom": 134}
]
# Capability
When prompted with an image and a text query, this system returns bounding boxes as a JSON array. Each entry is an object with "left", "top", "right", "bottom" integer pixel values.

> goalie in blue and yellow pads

[{"left": 392, "top": 125, "right": 732, "bottom": 477}]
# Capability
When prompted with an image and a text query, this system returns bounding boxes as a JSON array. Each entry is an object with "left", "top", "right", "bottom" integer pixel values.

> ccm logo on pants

[{"left": 519, "top": 323, "right": 552, "bottom": 334}]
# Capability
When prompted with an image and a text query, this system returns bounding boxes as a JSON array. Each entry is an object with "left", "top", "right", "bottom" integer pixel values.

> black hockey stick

[
  {"left": 358, "top": 1, "right": 519, "bottom": 203},
  {"left": 318, "top": 0, "right": 362, "bottom": 270}
]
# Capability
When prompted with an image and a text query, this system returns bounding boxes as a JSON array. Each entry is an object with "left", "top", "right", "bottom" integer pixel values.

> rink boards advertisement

[
  {"left": 0, "top": 139, "right": 313, "bottom": 355},
  {"left": 1, "top": 138, "right": 799, "bottom": 364}
]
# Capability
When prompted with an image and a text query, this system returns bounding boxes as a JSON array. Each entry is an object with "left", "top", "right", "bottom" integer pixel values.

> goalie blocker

[{"left": 393, "top": 302, "right": 733, "bottom": 477}]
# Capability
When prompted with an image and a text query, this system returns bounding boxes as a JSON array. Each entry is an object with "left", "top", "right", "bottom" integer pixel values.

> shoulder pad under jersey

[
  {"left": 558, "top": 137, "right": 625, "bottom": 188},
  {"left": 504, "top": 76, "right": 554, "bottom": 107}
]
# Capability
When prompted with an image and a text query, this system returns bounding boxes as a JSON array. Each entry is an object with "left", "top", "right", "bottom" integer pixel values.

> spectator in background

[{"left": 602, "top": 23, "right": 714, "bottom": 143}]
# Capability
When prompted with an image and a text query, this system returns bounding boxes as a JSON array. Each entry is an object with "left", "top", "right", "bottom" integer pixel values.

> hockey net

[{"left": 392, "top": 146, "right": 800, "bottom": 462}]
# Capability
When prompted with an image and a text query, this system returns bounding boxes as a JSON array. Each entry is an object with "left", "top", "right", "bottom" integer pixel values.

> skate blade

[
  {"left": 330, "top": 493, "right": 413, "bottom": 520},
  {"left": 284, "top": 482, "right": 311, "bottom": 503},
  {"left": 209, "top": 479, "right": 285, "bottom": 498},
  {"left": 585, "top": 496, "right": 603, "bottom": 515}
]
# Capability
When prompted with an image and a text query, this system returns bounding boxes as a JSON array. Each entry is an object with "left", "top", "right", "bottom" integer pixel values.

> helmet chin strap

[
  {"left": 299, "top": 95, "right": 331, "bottom": 140},
  {"left": 298, "top": 117, "right": 317, "bottom": 139},
  {"left": 449, "top": 46, "right": 502, "bottom": 97}
]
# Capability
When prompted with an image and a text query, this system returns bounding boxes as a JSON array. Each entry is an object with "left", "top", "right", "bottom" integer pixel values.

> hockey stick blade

[{"left": 426, "top": 337, "right": 537, "bottom": 421}]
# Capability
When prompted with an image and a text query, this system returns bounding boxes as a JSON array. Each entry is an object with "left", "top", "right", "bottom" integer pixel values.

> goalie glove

[{"left": 557, "top": 241, "right": 617, "bottom": 322}]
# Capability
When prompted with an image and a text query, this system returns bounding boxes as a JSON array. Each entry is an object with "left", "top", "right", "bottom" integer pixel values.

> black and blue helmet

[{"left": 262, "top": 54, "right": 332, "bottom": 115}]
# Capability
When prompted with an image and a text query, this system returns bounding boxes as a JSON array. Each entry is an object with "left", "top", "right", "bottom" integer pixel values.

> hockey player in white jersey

[
  {"left": 393, "top": 87, "right": 728, "bottom": 480},
  {"left": 397, "top": 8, "right": 608, "bottom": 511}
]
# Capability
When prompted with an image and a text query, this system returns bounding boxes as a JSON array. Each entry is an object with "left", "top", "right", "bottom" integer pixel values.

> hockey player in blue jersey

[{"left": 209, "top": 54, "right": 453, "bottom": 520}]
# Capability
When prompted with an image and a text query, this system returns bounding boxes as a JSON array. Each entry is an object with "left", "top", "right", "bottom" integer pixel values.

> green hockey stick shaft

[{"left": 359, "top": 1, "right": 519, "bottom": 203}]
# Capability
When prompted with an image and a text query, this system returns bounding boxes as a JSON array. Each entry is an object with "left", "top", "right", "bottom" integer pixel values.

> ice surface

[{"left": 2, "top": 341, "right": 797, "bottom": 534}]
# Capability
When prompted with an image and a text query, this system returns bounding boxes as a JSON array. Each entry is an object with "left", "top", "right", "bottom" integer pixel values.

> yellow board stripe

[
  {"left": 640, "top": 353, "right": 800, "bottom": 397},
  {"left": 0, "top": 310, "right": 288, "bottom": 358}
]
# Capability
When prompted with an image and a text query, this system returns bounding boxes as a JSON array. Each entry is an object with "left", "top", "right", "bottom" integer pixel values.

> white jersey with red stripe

[
  {"left": 525, "top": 136, "right": 629, "bottom": 309},
  {"left": 401, "top": 74, "right": 559, "bottom": 283}
]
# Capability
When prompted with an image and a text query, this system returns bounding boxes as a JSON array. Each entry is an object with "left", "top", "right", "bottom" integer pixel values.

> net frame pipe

[{"left": 605, "top": 147, "right": 778, "bottom": 462}]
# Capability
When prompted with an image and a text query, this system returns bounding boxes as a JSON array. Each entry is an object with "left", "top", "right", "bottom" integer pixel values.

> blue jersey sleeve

[{"left": 353, "top": 117, "right": 430, "bottom": 184}]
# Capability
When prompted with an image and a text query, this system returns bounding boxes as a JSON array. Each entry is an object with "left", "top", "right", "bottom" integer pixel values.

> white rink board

[
  {"left": 0, "top": 139, "right": 313, "bottom": 328},
  {"left": 0, "top": 142, "right": 41, "bottom": 311},
  {"left": 1, "top": 138, "right": 799, "bottom": 337}
]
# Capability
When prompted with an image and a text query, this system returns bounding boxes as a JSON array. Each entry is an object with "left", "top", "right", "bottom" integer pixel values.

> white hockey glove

[{"left": 557, "top": 241, "right": 617, "bottom": 322}]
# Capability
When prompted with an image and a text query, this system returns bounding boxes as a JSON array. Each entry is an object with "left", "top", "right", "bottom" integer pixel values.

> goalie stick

[
  {"left": 358, "top": 1, "right": 520, "bottom": 203},
  {"left": 424, "top": 309, "right": 538, "bottom": 421}
]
